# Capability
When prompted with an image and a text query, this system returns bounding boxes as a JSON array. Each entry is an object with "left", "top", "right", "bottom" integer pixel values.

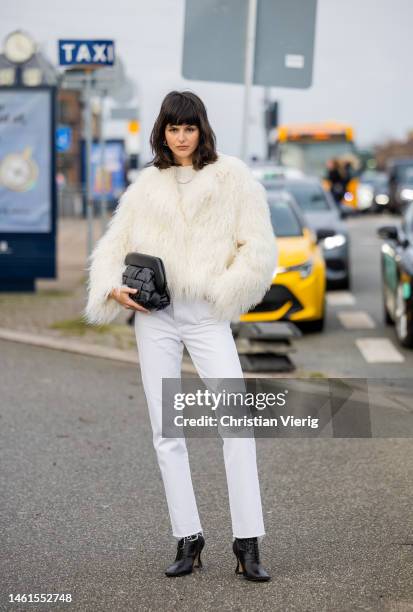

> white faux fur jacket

[{"left": 83, "top": 152, "right": 278, "bottom": 324}]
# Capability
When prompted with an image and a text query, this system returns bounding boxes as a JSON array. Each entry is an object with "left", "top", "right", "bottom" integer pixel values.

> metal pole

[
  {"left": 240, "top": 0, "right": 258, "bottom": 162},
  {"left": 263, "top": 86, "right": 271, "bottom": 160},
  {"left": 99, "top": 90, "right": 108, "bottom": 234},
  {"left": 84, "top": 70, "right": 94, "bottom": 258}
]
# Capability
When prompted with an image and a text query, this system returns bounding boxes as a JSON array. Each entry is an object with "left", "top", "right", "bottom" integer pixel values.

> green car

[{"left": 377, "top": 202, "right": 413, "bottom": 347}]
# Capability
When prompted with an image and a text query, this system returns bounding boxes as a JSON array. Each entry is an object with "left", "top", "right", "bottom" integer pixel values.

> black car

[
  {"left": 262, "top": 177, "right": 351, "bottom": 289},
  {"left": 387, "top": 158, "right": 413, "bottom": 214},
  {"left": 377, "top": 201, "right": 413, "bottom": 347},
  {"left": 357, "top": 171, "right": 390, "bottom": 213}
]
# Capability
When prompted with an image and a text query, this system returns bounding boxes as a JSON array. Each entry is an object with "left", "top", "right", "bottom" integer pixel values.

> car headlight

[
  {"left": 375, "top": 194, "right": 389, "bottom": 205},
  {"left": 400, "top": 188, "right": 413, "bottom": 201},
  {"left": 323, "top": 233, "right": 347, "bottom": 250},
  {"left": 357, "top": 185, "right": 374, "bottom": 208},
  {"left": 276, "top": 258, "right": 313, "bottom": 279}
]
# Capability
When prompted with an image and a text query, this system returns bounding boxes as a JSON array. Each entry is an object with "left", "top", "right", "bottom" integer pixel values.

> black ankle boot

[
  {"left": 165, "top": 532, "right": 205, "bottom": 577},
  {"left": 233, "top": 537, "right": 271, "bottom": 582}
]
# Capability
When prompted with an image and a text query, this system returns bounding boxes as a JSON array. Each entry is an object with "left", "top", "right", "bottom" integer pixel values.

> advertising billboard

[{"left": 0, "top": 89, "right": 52, "bottom": 233}]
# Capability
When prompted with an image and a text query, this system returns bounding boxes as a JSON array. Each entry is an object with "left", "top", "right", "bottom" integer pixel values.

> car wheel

[
  {"left": 339, "top": 272, "right": 351, "bottom": 290},
  {"left": 303, "top": 315, "right": 325, "bottom": 332},
  {"left": 381, "top": 258, "right": 392, "bottom": 325},
  {"left": 383, "top": 300, "right": 392, "bottom": 325},
  {"left": 328, "top": 272, "right": 351, "bottom": 291},
  {"left": 383, "top": 291, "right": 392, "bottom": 325},
  {"left": 394, "top": 282, "right": 413, "bottom": 347}
]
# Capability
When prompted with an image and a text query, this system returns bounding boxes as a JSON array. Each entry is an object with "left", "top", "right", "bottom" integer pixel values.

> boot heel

[
  {"left": 165, "top": 533, "right": 205, "bottom": 577},
  {"left": 194, "top": 550, "right": 203, "bottom": 568}
]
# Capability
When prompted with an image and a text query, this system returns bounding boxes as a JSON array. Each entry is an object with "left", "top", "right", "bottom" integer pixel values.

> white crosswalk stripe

[
  {"left": 337, "top": 310, "right": 376, "bottom": 329},
  {"left": 327, "top": 291, "right": 356, "bottom": 306},
  {"left": 355, "top": 338, "right": 405, "bottom": 363}
]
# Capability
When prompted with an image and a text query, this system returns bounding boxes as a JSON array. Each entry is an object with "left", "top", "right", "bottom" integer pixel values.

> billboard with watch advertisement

[
  {"left": 0, "top": 87, "right": 56, "bottom": 287},
  {"left": 0, "top": 88, "right": 54, "bottom": 233}
]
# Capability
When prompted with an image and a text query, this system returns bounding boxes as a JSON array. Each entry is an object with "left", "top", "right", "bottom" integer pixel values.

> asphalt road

[
  {"left": 1, "top": 333, "right": 412, "bottom": 611},
  {"left": 293, "top": 211, "right": 413, "bottom": 378}
]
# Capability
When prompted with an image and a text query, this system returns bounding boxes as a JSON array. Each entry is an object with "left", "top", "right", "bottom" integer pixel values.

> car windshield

[
  {"left": 360, "top": 172, "right": 388, "bottom": 187},
  {"left": 261, "top": 179, "right": 284, "bottom": 190},
  {"left": 394, "top": 165, "right": 413, "bottom": 183},
  {"left": 278, "top": 140, "right": 356, "bottom": 178},
  {"left": 284, "top": 183, "right": 331, "bottom": 211},
  {"left": 267, "top": 198, "right": 303, "bottom": 237}
]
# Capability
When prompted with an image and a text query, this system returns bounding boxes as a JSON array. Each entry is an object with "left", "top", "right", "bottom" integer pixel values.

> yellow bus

[{"left": 273, "top": 121, "right": 361, "bottom": 208}]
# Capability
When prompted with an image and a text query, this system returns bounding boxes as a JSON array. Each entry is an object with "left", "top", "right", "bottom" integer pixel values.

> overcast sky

[{"left": 1, "top": 0, "right": 412, "bottom": 162}]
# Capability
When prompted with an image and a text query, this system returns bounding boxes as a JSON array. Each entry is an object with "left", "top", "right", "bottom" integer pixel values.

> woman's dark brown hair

[{"left": 149, "top": 90, "right": 218, "bottom": 170}]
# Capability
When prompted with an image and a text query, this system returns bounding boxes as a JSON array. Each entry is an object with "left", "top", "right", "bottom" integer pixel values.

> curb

[
  {"left": 0, "top": 328, "right": 296, "bottom": 378},
  {"left": 0, "top": 327, "right": 202, "bottom": 372}
]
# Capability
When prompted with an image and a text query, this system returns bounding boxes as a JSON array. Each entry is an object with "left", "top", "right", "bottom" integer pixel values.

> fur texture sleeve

[
  {"left": 82, "top": 182, "right": 139, "bottom": 325},
  {"left": 210, "top": 160, "right": 278, "bottom": 321}
]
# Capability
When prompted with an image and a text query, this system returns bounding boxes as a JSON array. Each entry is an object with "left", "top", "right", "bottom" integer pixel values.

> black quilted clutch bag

[{"left": 122, "top": 252, "right": 171, "bottom": 311}]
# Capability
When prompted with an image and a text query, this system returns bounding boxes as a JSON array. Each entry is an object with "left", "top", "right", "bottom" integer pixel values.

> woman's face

[{"left": 164, "top": 123, "right": 200, "bottom": 165}]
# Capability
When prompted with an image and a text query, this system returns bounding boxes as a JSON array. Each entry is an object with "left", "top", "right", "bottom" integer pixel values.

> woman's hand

[{"left": 109, "top": 286, "right": 150, "bottom": 314}]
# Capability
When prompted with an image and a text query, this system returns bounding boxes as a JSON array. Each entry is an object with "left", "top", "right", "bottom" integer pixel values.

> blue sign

[
  {"left": 58, "top": 40, "right": 115, "bottom": 66},
  {"left": 91, "top": 140, "right": 126, "bottom": 200},
  {"left": 81, "top": 139, "right": 126, "bottom": 202},
  {"left": 56, "top": 125, "right": 72, "bottom": 152}
]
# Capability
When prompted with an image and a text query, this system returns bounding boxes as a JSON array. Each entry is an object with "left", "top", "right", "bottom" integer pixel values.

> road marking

[
  {"left": 355, "top": 338, "right": 405, "bottom": 363},
  {"left": 337, "top": 310, "right": 376, "bottom": 329},
  {"left": 327, "top": 291, "right": 356, "bottom": 306}
]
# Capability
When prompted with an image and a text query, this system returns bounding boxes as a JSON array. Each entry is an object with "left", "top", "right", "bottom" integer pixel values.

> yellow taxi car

[{"left": 240, "top": 191, "right": 326, "bottom": 331}]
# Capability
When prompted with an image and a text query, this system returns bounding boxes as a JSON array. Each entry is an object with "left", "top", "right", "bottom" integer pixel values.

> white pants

[{"left": 134, "top": 297, "right": 266, "bottom": 541}]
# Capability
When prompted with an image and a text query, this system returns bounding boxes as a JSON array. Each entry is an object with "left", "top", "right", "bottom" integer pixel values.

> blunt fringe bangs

[{"left": 149, "top": 90, "right": 218, "bottom": 170}]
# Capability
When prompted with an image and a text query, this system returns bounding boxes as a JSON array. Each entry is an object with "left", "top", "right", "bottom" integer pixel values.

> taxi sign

[{"left": 58, "top": 40, "right": 115, "bottom": 66}]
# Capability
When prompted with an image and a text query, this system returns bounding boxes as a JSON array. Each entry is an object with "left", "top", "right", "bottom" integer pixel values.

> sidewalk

[{"left": 0, "top": 218, "right": 137, "bottom": 353}]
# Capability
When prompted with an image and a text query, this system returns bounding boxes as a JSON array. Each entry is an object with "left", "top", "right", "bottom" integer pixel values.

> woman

[
  {"left": 84, "top": 91, "right": 278, "bottom": 581},
  {"left": 326, "top": 157, "right": 346, "bottom": 205}
]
